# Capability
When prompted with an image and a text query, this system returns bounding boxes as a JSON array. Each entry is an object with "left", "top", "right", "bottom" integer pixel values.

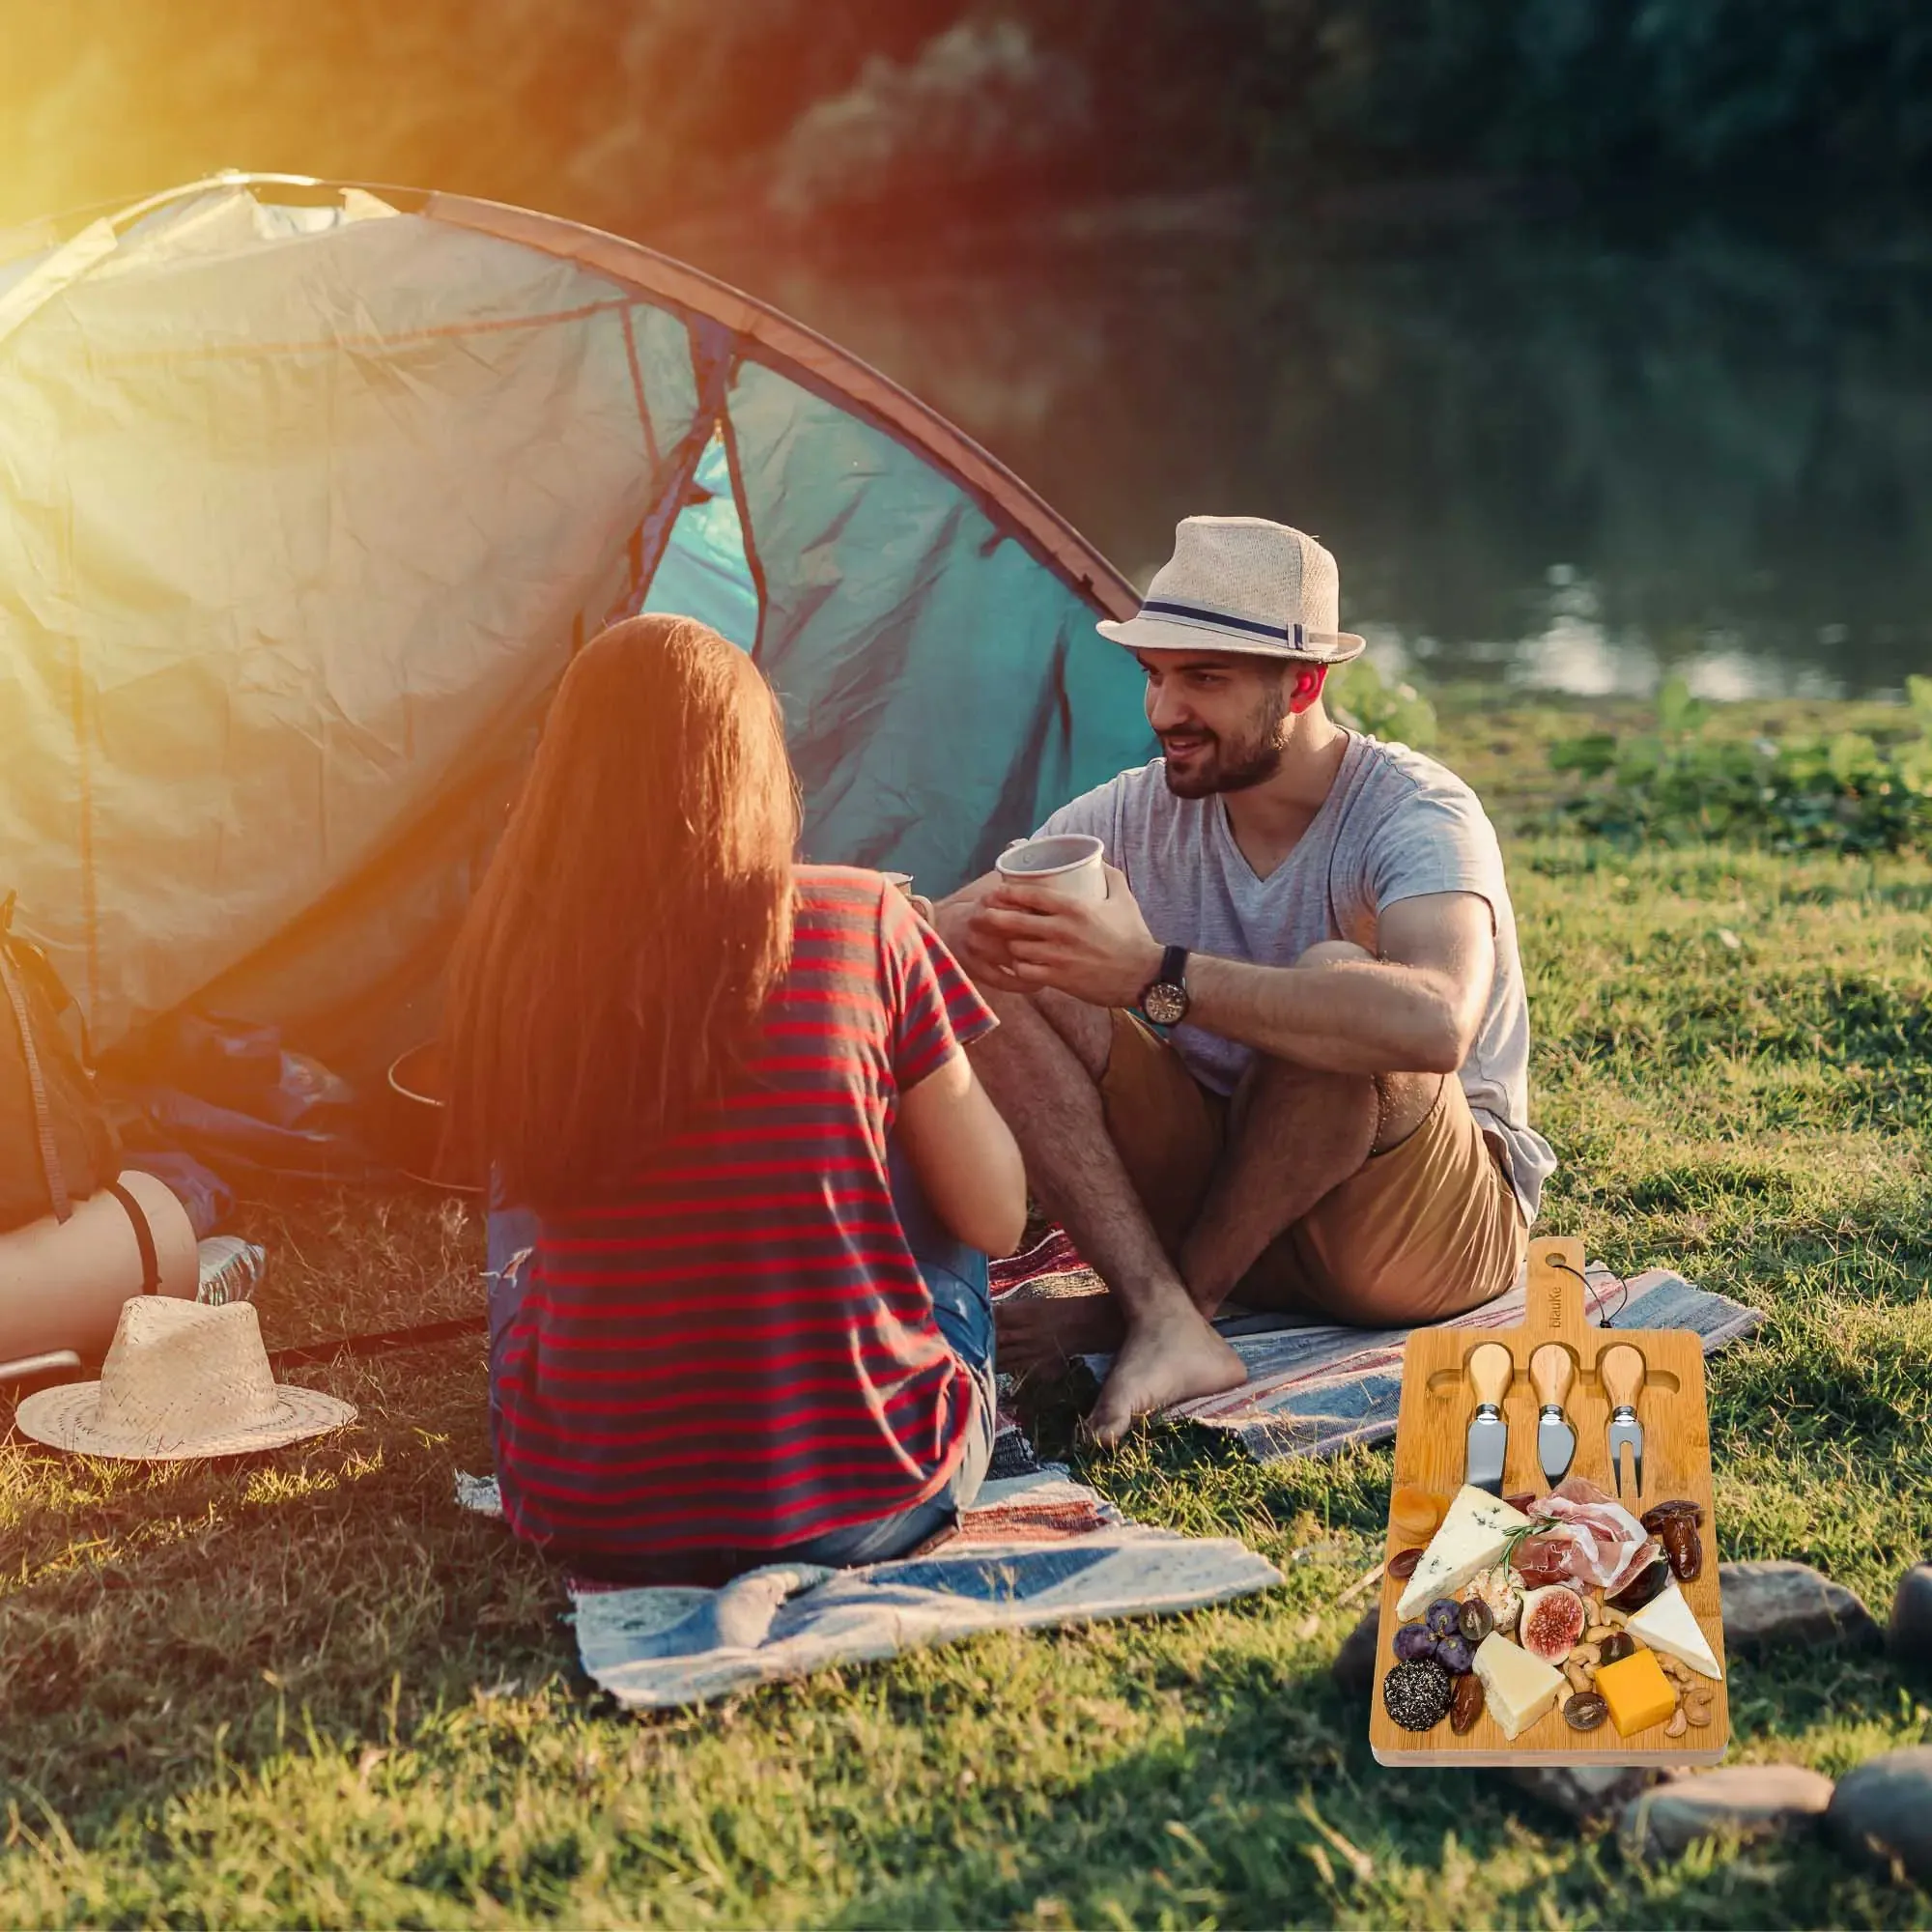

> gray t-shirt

[{"left": 1038, "top": 733, "right": 1556, "bottom": 1222}]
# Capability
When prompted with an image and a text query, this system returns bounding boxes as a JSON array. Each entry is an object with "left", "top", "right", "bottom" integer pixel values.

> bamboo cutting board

[{"left": 1369, "top": 1236, "right": 1729, "bottom": 1767}]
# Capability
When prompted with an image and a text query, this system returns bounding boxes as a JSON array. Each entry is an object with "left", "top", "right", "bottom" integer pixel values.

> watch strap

[{"left": 1156, "top": 944, "right": 1189, "bottom": 990}]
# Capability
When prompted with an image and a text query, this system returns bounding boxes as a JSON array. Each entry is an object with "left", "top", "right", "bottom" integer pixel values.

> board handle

[
  {"left": 1467, "top": 1340, "right": 1513, "bottom": 1407},
  {"left": 1600, "top": 1343, "right": 1645, "bottom": 1408},
  {"left": 1529, "top": 1342, "right": 1575, "bottom": 1408},
  {"left": 1524, "top": 1235, "right": 1588, "bottom": 1343}
]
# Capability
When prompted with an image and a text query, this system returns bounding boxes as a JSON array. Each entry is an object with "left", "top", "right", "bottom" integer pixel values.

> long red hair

[{"left": 442, "top": 614, "right": 800, "bottom": 1210}]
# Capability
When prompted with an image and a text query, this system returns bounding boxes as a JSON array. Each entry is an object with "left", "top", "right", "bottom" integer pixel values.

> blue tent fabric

[
  {"left": 640, "top": 436, "right": 759, "bottom": 651},
  {"left": 727, "top": 359, "right": 1152, "bottom": 885}
]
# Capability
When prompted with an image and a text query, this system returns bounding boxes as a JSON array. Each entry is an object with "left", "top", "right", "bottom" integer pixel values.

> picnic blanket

[
  {"left": 456, "top": 1467, "right": 1281, "bottom": 1710},
  {"left": 991, "top": 1236, "right": 1764, "bottom": 1463}
]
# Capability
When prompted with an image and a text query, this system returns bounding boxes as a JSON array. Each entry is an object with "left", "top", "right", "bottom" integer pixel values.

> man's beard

[{"left": 1160, "top": 689, "right": 1290, "bottom": 799}]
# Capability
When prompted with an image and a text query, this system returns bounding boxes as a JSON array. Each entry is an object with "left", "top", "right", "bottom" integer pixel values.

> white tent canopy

[{"left": 0, "top": 176, "right": 1148, "bottom": 1071}]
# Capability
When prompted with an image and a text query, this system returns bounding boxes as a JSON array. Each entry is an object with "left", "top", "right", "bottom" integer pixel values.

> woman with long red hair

[{"left": 444, "top": 614, "right": 1026, "bottom": 1583}]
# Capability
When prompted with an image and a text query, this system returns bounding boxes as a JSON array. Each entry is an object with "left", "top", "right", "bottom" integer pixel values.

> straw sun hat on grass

[{"left": 14, "top": 1294, "right": 355, "bottom": 1460}]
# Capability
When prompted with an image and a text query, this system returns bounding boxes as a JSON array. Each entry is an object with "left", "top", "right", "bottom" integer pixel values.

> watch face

[{"left": 1142, "top": 981, "right": 1188, "bottom": 1027}]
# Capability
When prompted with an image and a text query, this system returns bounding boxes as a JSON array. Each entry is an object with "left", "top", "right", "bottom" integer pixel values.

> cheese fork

[{"left": 1601, "top": 1343, "right": 1646, "bottom": 1498}]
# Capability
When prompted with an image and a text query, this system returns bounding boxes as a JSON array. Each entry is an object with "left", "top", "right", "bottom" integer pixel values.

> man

[{"left": 936, "top": 516, "right": 1556, "bottom": 1445}]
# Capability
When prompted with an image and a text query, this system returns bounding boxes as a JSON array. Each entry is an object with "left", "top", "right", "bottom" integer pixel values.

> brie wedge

[
  {"left": 1626, "top": 1580, "right": 1723, "bottom": 1680},
  {"left": 1395, "top": 1485, "right": 1534, "bottom": 1621},
  {"left": 1472, "top": 1632, "right": 1566, "bottom": 1739}
]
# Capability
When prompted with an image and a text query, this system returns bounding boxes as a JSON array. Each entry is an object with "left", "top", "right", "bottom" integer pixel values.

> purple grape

[
  {"left": 1393, "top": 1622, "right": 1436, "bottom": 1662},
  {"left": 1434, "top": 1632, "right": 1474, "bottom": 1675},
  {"left": 1425, "top": 1598, "right": 1463, "bottom": 1639}
]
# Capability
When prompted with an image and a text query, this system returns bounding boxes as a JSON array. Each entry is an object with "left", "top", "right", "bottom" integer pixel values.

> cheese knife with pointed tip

[
  {"left": 1529, "top": 1343, "right": 1577, "bottom": 1488},
  {"left": 1464, "top": 1342, "right": 1514, "bottom": 1496}
]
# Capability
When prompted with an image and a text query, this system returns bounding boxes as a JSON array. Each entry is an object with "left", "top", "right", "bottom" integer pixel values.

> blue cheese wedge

[
  {"left": 1472, "top": 1631, "right": 1565, "bottom": 1739},
  {"left": 1627, "top": 1580, "right": 1723, "bottom": 1680},
  {"left": 1468, "top": 1638, "right": 1561, "bottom": 1747},
  {"left": 1395, "top": 1485, "right": 1535, "bottom": 1621}
]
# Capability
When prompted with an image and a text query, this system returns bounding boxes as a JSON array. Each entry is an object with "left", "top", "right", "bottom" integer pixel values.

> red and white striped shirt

[{"left": 493, "top": 867, "right": 997, "bottom": 1564}]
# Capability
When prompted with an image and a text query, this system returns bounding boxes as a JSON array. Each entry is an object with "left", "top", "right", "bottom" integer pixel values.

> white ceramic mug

[{"left": 994, "top": 833, "right": 1107, "bottom": 903}]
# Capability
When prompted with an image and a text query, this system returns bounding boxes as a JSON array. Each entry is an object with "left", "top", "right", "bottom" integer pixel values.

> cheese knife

[
  {"left": 1464, "top": 1342, "right": 1514, "bottom": 1496},
  {"left": 1602, "top": 1343, "right": 1646, "bottom": 1498},
  {"left": 1529, "top": 1343, "right": 1577, "bottom": 1488}
]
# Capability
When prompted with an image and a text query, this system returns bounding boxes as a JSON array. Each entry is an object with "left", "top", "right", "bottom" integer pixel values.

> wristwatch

[{"left": 1140, "top": 945, "right": 1191, "bottom": 1027}]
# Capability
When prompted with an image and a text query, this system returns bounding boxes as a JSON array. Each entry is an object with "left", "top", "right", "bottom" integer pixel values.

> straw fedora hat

[
  {"left": 1098, "top": 516, "right": 1366, "bottom": 665},
  {"left": 14, "top": 1295, "right": 355, "bottom": 1460}
]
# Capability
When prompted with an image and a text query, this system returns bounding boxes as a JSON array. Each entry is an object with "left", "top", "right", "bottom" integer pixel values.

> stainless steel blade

[
  {"left": 1465, "top": 1410, "right": 1508, "bottom": 1495},
  {"left": 1607, "top": 1410, "right": 1644, "bottom": 1497},
  {"left": 1536, "top": 1407, "right": 1577, "bottom": 1487}
]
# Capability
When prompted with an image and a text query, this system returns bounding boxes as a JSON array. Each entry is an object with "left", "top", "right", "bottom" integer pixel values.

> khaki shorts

[{"left": 1099, "top": 1011, "right": 1527, "bottom": 1326}]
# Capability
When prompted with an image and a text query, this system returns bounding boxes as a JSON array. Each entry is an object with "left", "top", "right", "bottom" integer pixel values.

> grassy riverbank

[{"left": 2, "top": 694, "right": 1928, "bottom": 1927}]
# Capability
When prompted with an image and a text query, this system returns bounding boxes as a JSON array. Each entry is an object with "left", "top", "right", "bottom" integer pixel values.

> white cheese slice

[
  {"left": 1472, "top": 1632, "right": 1565, "bottom": 1739},
  {"left": 1627, "top": 1581, "right": 1723, "bottom": 1681},
  {"left": 1395, "top": 1485, "right": 1534, "bottom": 1620}
]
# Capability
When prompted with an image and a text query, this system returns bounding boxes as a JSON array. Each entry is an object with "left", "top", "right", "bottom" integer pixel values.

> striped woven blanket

[{"left": 990, "top": 1237, "right": 1763, "bottom": 1463}]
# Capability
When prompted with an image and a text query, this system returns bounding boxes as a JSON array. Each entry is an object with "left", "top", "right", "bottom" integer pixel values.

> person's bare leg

[
  {"left": 1179, "top": 1061, "right": 1377, "bottom": 1314},
  {"left": 1177, "top": 941, "right": 1445, "bottom": 1314},
  {"left": 969, "top": 989, "right": 1245, "bottom": 1441},
  {"left": 1178, "top": 1061, "right": 1441, "bottom": 1312}
]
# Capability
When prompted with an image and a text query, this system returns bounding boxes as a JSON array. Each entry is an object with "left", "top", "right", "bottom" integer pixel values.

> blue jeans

[{"left": 486, "top": 1143, "right": 996, "bottom": 1582}]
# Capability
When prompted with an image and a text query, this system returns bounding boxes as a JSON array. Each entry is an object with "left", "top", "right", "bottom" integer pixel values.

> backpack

[{"left": 0, "top": 893, "right": 121, "bottom": 1234}]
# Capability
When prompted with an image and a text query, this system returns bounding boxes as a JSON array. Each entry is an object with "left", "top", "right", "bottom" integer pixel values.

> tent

[{"left": 0, "top": 174, "right": 1151, "bottom": 1078}]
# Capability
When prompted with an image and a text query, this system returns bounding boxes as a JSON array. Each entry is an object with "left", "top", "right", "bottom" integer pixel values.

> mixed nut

[{"left": 1550, "top": 1591, "right": 1716, "bottom": 1733}]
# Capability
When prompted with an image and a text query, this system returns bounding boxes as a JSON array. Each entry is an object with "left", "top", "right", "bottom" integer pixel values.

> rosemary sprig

[{"left": 1499, "top": 1519, "right": 1553, "bottom": 1570}]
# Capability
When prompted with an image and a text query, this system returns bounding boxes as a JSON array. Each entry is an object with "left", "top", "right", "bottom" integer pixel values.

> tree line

[{"left": 5, "top": 1, "right": 1929, "bottom": 236}]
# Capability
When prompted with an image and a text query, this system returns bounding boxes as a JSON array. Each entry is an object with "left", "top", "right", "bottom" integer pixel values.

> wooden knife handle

[
  {"left": 1529, "top": 1343, "right": 1574, "bottom": 1409},
  {"left": 1600, "top": 1343, "right": 1645, "bottom": 1409},
  {"left": 1467, "top": 1341, "right": 1514, "bottom": 1407}
]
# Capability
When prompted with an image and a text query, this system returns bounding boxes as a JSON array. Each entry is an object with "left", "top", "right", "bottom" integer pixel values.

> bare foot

[
  {"left": 1082, "top": 1306, "right": 1247, "bottom": 1448},
  {"left": 995, "top": 1288, "right": 1123, "bottom": 1376}
]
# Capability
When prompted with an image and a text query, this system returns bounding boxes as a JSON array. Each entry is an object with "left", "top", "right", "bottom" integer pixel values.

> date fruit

[
  {"left": 1451, "top": 1669, "right": 1486, "bottom": 1734},
  {"left": 1386, "top": 1548, "right": 1424, "bottom": 1580},
  {"left": 1640, "top": 1499, "right": 1703, "bottom": 1534},
  {"left": 1660, "top": 1516, "right": 1703, "bottom": 1581}
]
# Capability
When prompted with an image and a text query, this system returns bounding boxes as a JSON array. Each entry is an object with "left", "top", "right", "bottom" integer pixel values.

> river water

[{"left": 699, "top": 205, "right": 1932, "bottom": 700}]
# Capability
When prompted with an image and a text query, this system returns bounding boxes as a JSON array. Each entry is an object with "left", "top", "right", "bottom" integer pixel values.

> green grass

[{"left": 3, "top": 696, "right": 1929, "bottom": 1927}]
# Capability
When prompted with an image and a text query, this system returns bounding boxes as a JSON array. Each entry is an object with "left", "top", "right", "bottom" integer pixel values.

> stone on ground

[
  {"left": 1332, "top": 1605, "right": 1379, "bottom": 1693},
  {"left": 1888, "top": 1565, "right": 1932, "bottom": 1671},
  {"left": 1719, "top": 1560, "right": 1880, "bottom": 1653},
  {"left": 1506, "top": 1765, "right": 1661, "bottom": 1823},
  {"left": 1619, "top": 1764, "right": 1835, "bottom": 1861},
  {"left": 1827, "top": 1747, "right": 1932, "bottom": 1886}
]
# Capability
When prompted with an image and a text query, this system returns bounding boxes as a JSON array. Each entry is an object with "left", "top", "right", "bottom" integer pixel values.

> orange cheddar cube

[{"left": 1596, "top": 1647, "right": 1676, "bottom": 1736}]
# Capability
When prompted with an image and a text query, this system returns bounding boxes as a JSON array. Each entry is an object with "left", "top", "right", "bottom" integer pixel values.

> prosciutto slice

[{"left": 1522, "top": 1476, "right": 1657, "bottom": 1595}]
